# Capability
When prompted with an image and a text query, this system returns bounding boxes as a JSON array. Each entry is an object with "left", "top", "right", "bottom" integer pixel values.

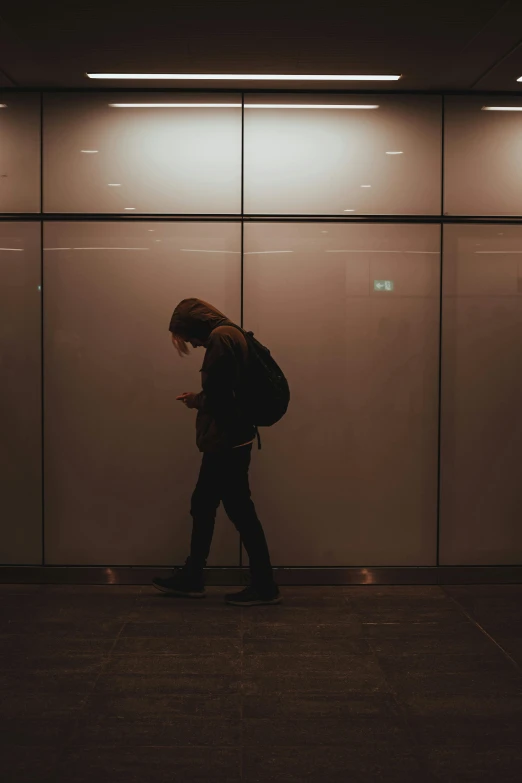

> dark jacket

[{"left": 169, "top": 299, "right": 257, "bottom": 452}]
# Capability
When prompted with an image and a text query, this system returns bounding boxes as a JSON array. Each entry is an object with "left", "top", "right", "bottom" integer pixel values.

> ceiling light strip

[
  {"left": 108, "top": 103, "right": 379, "bottom": 109},
  {"left": 88, "top": 73, "right": 401, "bottom": 81}
]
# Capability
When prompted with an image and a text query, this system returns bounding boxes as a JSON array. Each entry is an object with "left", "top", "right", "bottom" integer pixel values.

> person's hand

[{"left": 176, "top": 392, "right": 198, "bottom": 409}]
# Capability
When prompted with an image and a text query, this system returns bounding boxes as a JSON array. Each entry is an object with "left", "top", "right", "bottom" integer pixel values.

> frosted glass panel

[
  {"left": 0, "top": 222, "right": 42, "bottom": 563},
  {"left": 244, "top": 94, "right": 441, "bottom": 215},
  {"left": 0, "top": 93, "right": 40, "bottom": 212},
  {"left": 243, "top": 222, "right": 440, "bottom": 566},
  {"left": 440, "top": 225, "right": 522, "bottom": 564},
  {"left": 444, "top": 96, "right": 522, "bottom": 216},
  {"left": 44, "top": 222, "right": 241, "bottom": 565},
  {"left": 43, "top": 93, "right": 242, "bottom": 214}
]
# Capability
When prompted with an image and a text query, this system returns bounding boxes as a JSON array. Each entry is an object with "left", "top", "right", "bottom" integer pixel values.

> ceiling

[{"left": 1, "top": 0, "right": 522, "bottom": 91}]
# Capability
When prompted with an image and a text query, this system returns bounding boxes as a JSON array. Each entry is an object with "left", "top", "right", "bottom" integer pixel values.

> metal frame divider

[
  {"left": 239, "top": 91, "right": 245, "bottom": 573},
  {"left": 436, "top": 94, "right": 445, "bottom": 568},
  {"left": 40, "top": 91, "right": 45, "bottom": 566}
]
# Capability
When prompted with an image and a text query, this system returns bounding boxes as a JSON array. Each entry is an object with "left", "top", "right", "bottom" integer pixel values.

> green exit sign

[{"left": 374, "top": 280, "right": 394, "bottom": 292}]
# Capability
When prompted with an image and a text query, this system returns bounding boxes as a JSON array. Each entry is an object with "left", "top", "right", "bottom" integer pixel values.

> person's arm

[
  {"left": 191, "top": 390, "right": 207, "bottom": 411},
  {"left": 198, "top": 332, "right": 237, "bottom": 421}
]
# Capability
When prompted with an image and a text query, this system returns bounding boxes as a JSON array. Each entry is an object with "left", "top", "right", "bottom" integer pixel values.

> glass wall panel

[
  {"left": 243, "top": 222, "right": 440, "bottom": 566},
  {"left": 43, "top": 93, "right": 242, "bottom": 214},
  {"left": 0, "top": 222, "right": 42, "bottom": 563},
  {"left": 0, "top": 93, "right": 41, "bottom": 213},
  {"left": 440, "top": 225, "right": 522, "bottom": 564},
  {"left": 444, "top": 95, "right": 522, "bottom": 216},
  {"left": 244, "top": 94, "right": 442, "bottom": 215},
  {"left": 44, "top": 222, "right": 241, "bottom": 565}
]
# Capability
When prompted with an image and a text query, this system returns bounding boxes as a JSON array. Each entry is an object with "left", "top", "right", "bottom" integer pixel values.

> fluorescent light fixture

[
  {"left": 482, "top": 106, "right": 522, "bottom": 111},
  {"left": 0, "top": 247, "right": 23, "bottom": 251},
  {"left": 109, "top": 102, "right": 379, "bottom": 109},
  {"left": 386, "top": 151, "right": 403, "bottom": 154},
  {"left": 244, "top": 250, "right": 294, "bottom": 254},
  {"left": 361, "top": 185, "right": 372, "bottom": 188},
  {"left": 81, "top": 149, "right": 99, "bottom": 153},
  {"left": 475, "top": 250, "right": 522, "bottom": 253},
  {"left": 88, "top": 73, "right": 401, "bottom": 81},
  {"left": 44, "top": 247, "right": 72, "bottom": 250},
  {"left": 124, "top": 207, "right": 136, "bottom": 210},
  {"left": 0, "top": 104, "right": 7, "bottom": 108},
  {"left": 108, "top": 183, "right": 121, "bottom": 186}
]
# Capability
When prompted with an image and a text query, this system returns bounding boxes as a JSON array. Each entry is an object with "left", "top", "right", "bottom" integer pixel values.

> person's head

[
  {"left": 170, "top": 331, "right": 207, "bottom": 357},
  {"left": 169, "top": 298, "right": 230, "bottom": 358}
]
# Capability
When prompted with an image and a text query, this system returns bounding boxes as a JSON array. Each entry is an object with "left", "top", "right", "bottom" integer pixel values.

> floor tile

[
  {"left": 367, "top": 623, "right": 499, "bottom": 654},
  {"left": 54, "top": 746, "right": 241, "bottom": 783},
  {"left": 243, "top": 714, "right": 411, "bottom": 746},
  {"left": 103, "top": 653, "right": 241, "bottom": 677},
  {"left": 0, "top": 708, "right": 82, "bottom": 746},
  {"left": 83, "top": 690, "right": 241, "bottom": 718},
  {"left": 92, "top": 673, "right": 241, "bottom": 697},
  {"left": 112, "top": 634, "right": 242, "bottom": 655},
  {"left": 1, "top": 745, "right": 62, "bottom": 783},
  {"left": 241, "top": 653, "right": 387, "bottom": 684},
  {"left": 243, "top": 744, "right": 434, "bottom": 783},
  {"left": 242, "top": 687, "right": 400, "bottom": 718},
  {"left": 425, "top": 744, "right": 522, "bottom": 782},
  {"left": 0, "top": 633, "right": 115, "bottom": 655},
  {"left": 244, "top": 635, "right": 370, "bottom": 655},
  {"left": 68, "top": 712, "right": 241, "bottom": 746}
]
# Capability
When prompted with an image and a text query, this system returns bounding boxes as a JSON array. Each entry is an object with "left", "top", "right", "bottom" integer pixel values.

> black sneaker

[
  {"left": 152, "top": 558, "right": 206, "bottom": 598},
  {"left": 224, "top": 586, "right": 281, "bottom": 606}
]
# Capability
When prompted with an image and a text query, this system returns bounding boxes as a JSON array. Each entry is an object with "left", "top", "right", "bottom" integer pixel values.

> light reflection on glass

[{"left": 179, "top": 248, "right": 240, "bottom": 254}]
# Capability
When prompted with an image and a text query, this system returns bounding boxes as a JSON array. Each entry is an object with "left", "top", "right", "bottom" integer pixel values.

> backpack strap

[{"left": 255, "top": 425, "right": 262, "bottom": 450}]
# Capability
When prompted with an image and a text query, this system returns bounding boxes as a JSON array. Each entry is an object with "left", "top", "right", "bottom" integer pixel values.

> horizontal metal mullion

[
  {"left": 0, "top": 213, "right": 242, "bottom": 222},
  {"left": 5, "top": 214, "right": 522, "bottom": 224}
]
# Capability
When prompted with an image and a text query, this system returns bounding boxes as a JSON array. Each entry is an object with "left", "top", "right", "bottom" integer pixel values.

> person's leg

[
  {"left": 220, "top": 445, "right": 277, "bottom": 594},
  {"left": 188, "top": 452, "right": 222, "bottom": 571}
]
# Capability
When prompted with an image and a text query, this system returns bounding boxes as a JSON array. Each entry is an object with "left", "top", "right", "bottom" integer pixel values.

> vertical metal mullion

[
  {"left": 239, "top": 90, "right": 245, "bottom": 574},
  {"left": 40, "top": 91, "right": 45, "bottom": 566},
  {"left": 436, "top": 95, "right": 445, "bottom": 571}
]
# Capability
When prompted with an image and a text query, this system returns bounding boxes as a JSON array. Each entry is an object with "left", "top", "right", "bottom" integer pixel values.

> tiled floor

[{"left": 1, "top": 583, "right": 521, "bottom": 782}]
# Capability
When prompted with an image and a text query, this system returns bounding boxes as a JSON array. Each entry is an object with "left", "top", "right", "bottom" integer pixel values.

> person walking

[{"left": 152, "top": 298, "right": 282, "bottom": 606}]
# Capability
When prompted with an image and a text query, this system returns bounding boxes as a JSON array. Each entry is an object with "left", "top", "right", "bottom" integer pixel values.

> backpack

[{"left": 224, "top": 323, "right": 290, "bottom": 448}]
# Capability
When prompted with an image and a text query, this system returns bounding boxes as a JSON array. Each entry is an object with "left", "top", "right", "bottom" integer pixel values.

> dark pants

[{"left": 189, "top": 443, "right": 277, "bottom": 592}]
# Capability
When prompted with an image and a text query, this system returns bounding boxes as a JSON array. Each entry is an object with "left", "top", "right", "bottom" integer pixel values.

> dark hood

[{"left": 169, "top": 298, "right": 232, "bottom": 340}]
